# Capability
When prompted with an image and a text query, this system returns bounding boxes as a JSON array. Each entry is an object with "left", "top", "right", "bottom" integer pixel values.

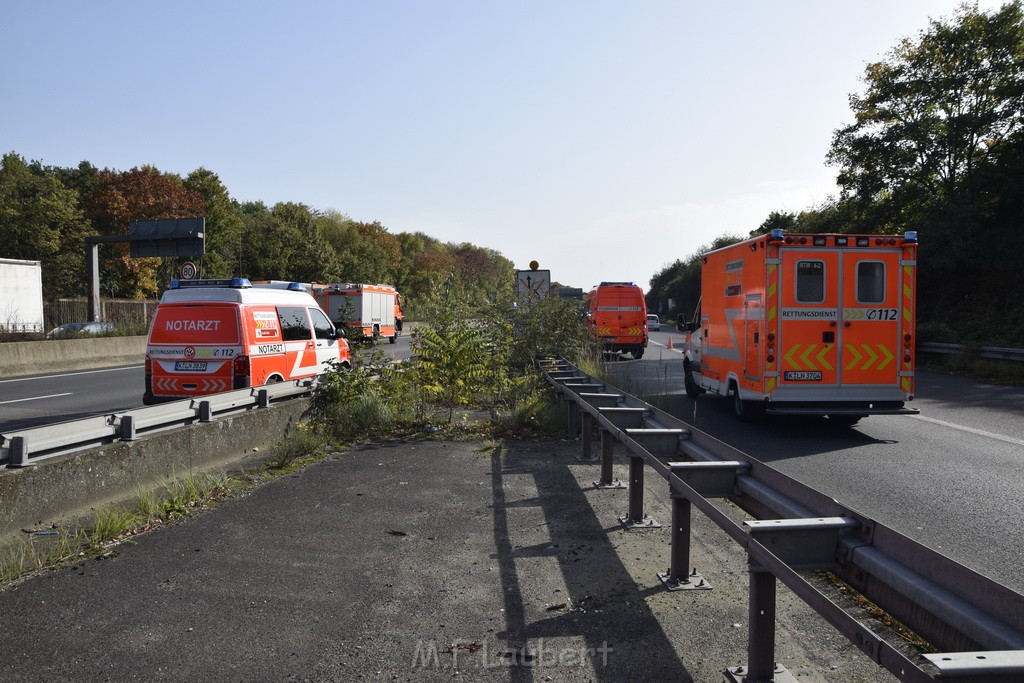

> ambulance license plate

[
  {"left": 785, "top": 371, "right": 821, "bottom": 381},
  {"left": 175, "top": 361, "right": 208, "bottom": 372}
]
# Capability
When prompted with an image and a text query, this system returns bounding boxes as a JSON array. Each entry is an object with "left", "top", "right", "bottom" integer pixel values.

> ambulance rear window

[
  {"left": 278, "top": 306, "right": 312, "bottom": 341},
  {"left": 857, "top": 262, "right": 885, "bottom": 303},
  {"left": 795, "top": 260, "right": 825, "bottom": 303}
]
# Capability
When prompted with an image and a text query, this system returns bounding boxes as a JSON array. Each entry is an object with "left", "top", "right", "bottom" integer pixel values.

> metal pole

[
  {"left": 87, "top": 240, "right": 101, "bottom": 323},
  {"left": 628, "top": 454, "right": 644, "bottom": 522},
  {"left": 668, "top": 493, "right": 691, "bottom": 583},
  {"left": 580, "top": 411, "right": 594, "bottom": 461},
  {"left": 748, "top": 569, "right": 777, "bottom": 682},
  {"left": 600, "top": 429, "right": 614, "bottom": 483}
]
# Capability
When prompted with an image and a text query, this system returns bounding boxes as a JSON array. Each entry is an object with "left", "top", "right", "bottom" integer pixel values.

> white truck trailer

[{"left": 0, "top": 258, "right": 45, "bottom": 334}]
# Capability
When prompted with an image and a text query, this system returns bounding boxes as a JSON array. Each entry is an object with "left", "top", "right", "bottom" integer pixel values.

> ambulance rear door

[
  {"left": 839, "top": 249, "right": 903, "bottom": 388},
  {"left": 777, "top": 249, "right": 840, "bottom": 388}
]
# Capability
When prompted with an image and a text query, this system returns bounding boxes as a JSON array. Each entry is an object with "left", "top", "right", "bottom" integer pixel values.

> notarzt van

[
  {"left": 144, "top": 278, "right": 350, "bottom": 405},
  {"left": 584, "top": 281, "right": 649, "bottom": 359}
]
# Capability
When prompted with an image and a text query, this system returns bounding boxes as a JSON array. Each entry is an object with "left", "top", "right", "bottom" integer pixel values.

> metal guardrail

[
  {"left": 0, "top": 379, "right": 315, "bottom": 468},
  {"left": 918, "top": 342, "right": 1024, "bottom": 362},
  {"left": 539, "top": 356, "right": 1024, "bottom": 683}
]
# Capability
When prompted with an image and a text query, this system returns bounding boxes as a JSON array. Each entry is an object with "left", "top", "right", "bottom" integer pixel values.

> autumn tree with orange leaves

[{"left": 83, "top": 166, "right": 205, "bottom": 298}]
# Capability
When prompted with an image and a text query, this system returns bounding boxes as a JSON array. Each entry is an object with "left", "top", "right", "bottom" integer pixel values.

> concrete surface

[
  {"left": 0, "top": 399, "right": 308, "bottom": 544},
  {"left": 0, "top": 439, "right": 891, "bottom": 682},
  {"left": 0, "top": 336, "right": 146, "bottom": 378}
]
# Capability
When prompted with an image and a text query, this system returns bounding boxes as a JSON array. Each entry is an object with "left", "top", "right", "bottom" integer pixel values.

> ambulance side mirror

[{"left": 676, "top": 314, "right": 686, "bottom": 332}]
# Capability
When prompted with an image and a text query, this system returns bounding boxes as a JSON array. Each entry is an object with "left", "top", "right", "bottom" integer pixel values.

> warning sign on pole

[{"left": 516, "top": 269, "right": 550, "bottom": 299}]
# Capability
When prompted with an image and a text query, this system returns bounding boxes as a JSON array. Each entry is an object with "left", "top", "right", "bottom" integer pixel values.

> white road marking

[
  {"left": 0, "top": 365, "right": 140, "bottom": 384},
  {"left": 912, "top": 414, "right": 1024, "bottom": 447},
  {"left": 0, "top": 392, "right": 73, "bottom": 405}
]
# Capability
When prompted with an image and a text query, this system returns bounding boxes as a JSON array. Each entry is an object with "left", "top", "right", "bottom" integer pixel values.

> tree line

[
  {"left": 0, "top": 155, "right": 514, "bottom": 311},
  {"left": 648, "top": 2, "right": 1024, "bottom": 346}
]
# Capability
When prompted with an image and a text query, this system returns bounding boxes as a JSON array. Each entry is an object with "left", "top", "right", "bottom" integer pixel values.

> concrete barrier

[
  {"left": 0, "top": 398, "right": 309, "bottom": 544},
  {"left": 0, "top": 336, "right": 147, "bottom": 378}
]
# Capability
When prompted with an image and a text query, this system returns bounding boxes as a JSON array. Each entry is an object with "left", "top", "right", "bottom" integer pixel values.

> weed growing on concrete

[
  {"left": 267, "top": 422, "right": 331, "bottom": 470},
  {"left": 0, "top": 471, "right": 234, "bottom": 588},
  {"left": 90, "top": 507, "right": 141, "bottom": 547}
]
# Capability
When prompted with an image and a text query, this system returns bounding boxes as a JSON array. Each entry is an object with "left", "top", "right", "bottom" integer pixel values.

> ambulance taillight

[{"left": 233, "top": 354, "right": 251, "bottom": 389}]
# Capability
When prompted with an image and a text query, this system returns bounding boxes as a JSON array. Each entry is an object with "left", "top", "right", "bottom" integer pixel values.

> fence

[
  {"left": 539, "top": 356, "right": 1024, "bottom": 683},
  {"left": 44, "top": 298, "right": 158, "bottom": 329}
]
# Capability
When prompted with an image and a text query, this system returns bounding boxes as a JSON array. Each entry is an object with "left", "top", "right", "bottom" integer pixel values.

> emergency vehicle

[
  {"left": 677, "top": 230, "right": 919, "bottom": 424},
  {"left": 144, "top": 278, "right": 350, "bottom": 405},
  {"left": 584, "top": 282, "right": 649, "bottom": 359},
  {"left": 311, "top": 283, "right": 403, "bottom": 343}
]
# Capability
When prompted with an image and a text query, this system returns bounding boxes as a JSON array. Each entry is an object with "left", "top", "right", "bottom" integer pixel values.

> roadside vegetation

[{"left": 0, "top": 284, "right": 595, "bottom": 588}]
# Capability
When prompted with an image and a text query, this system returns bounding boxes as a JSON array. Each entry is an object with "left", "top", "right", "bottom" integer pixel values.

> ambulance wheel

[
  {"left": 827, "top": 414, "right": 863, "bottom": 427},
  {"left": 731, "top": 382, "right": 762, "bottom": 421},
  {"left": 632, "top": 349, "right": 644, "bottom": 360},
  {"left": 683, "top": 363, "right": 702, "bottom": 399},
  {"left": 389, "top": 335, "right": 397, "bottom": 344}
]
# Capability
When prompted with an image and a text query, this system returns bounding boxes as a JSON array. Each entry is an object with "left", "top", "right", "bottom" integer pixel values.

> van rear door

[
  {"left": 147, "top": 303, "right": 241, "bottom": 398},
  {"left": 778, "top": 250, "right": 840, "bottom": 387}
]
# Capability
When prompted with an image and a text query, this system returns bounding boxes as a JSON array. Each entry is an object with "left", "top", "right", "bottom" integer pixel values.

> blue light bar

[
  {"left": 170, "top": 278, "right": 253, "bottom": 289},
  {"left": 903, "top": 231, "right": 918, "bottom": 243},
  {"left": 770, "top": 229, "right": 784, "bottom": 240},
  {"left": 287, "top": 282, "right": 305, "bottom": 291}
]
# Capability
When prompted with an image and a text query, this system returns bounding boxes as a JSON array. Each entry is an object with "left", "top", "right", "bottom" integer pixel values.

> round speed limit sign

[{"left": 180, "top": 261, "right": 197, "bottom": 280}]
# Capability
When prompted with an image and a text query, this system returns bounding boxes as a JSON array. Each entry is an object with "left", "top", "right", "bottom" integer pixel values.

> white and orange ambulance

[
  {"left": 144, "top": 278, "right": 350, "bottom": 405},
  {"left": 678, "top": 230, "right": 919, "bottom": 424},
  {"left": 584, "top": 281, "right": 649, "bottom": 359}
]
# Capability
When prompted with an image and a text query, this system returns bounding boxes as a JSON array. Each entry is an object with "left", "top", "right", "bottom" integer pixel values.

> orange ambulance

[
  {"left": 584, "top": 281, "right": 649, "bottom": 359},
  {"left": 678, "top": 230, "right": 919, "bottom": 424}
]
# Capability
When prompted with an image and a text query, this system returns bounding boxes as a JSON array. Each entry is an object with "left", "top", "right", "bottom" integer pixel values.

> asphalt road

[
  {"left": 609, "top": 330, "right": 1024, "bottom": 596},
  {"left": 0, "top": 335, "right": 415, "bottom": 433},
  {"left": 0, "top": 440, "right": 887, "bottom": 682}
]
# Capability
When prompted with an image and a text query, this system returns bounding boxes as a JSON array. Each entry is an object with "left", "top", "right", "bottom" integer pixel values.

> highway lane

[
  {"left": 0, "top": 334, "right": 415, "bottom": 433},
  {"left": 607, "top": 329, "right": 1024, "bottom": 595}
]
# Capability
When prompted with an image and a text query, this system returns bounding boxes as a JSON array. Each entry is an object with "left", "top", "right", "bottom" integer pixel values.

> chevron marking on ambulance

[{"left": 784, "top": 344, "right": 802, "bottom": 369}]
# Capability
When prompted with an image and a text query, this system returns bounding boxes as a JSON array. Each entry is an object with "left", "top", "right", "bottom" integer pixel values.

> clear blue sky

[{"left": 3, "top": 1, "right": 1002, "bottom": 291}]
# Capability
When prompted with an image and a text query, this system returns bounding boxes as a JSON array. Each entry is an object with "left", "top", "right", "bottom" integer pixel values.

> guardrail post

[
  {"left": 566, "top": 401, "right": 580, "bottom": 439},
  {"left": 120, "top": 415, "right": 136, "bottom": 441},
  {"left": 619, "top": 453, "right": 659, "bottom": 528},
  {"left": 594, "top": 429, "right": 625, "bottom": 488},
  {"left": 9, "top": 436, "right": 27, "bottom": 467},
  {"left": 199, "top": 400, "right": 213, "bottom": 422},
  {"left": 658, "top": 493, "right": 710, "bottom": 591},
  {"left": 258, "top": 389, "right": 270, "bottom": 408},
  {"left": 749, "top": 569, "right": 778, "bottom": 683},
  {"left": 577, "top": 411, "right": 597, "bottom": 462}
]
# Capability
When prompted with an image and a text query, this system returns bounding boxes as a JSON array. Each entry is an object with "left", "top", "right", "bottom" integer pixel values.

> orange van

[
  {"left": 584, "top": 281, "right": 649, "bottom": 359},
  {"left": 144, "top": 278, "right": 350, "bottom": 405}
]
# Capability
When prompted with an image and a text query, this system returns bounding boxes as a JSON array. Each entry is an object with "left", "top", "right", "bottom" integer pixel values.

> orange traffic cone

[{"left": 667, "top": 337, "right": 674, "bottom": 350}]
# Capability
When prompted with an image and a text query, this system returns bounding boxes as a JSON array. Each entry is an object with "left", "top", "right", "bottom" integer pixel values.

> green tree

[
  {"left": 0, "top": 153, "right": 94, "bottom": 299},
  {"left": 829, "top": 2, "right": 1024, "bottom": 204},
  {"left": 239, "top": 202, "right": 340, "bottom": 283},
  {"left": 184, "top": 168, "right": 243, "bottom": 279}
]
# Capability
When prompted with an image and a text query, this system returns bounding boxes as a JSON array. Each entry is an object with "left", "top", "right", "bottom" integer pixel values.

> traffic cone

[{"left": 667, "top": 337, "right": 674, "bottom": 350}]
